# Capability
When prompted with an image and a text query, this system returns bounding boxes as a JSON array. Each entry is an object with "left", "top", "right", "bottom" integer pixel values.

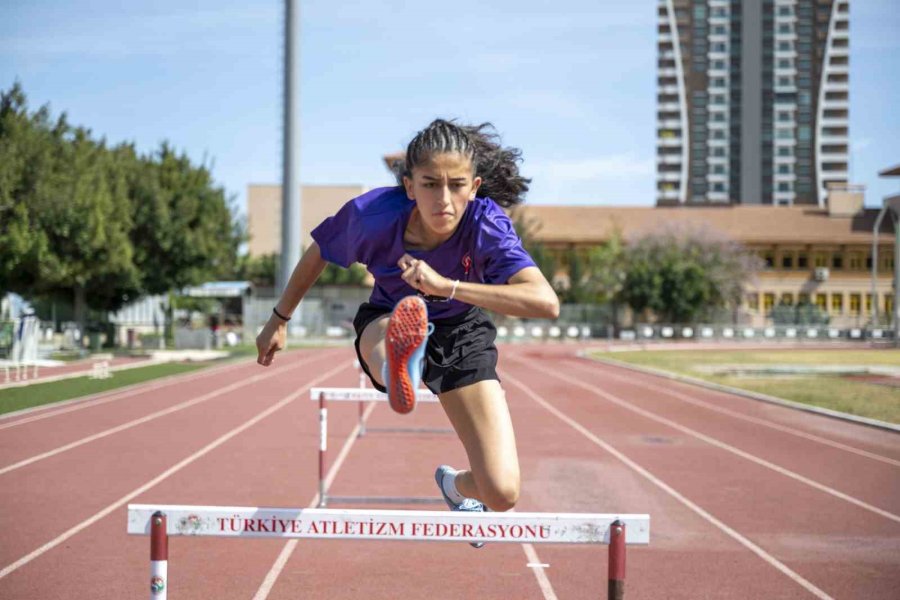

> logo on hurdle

[{"left": 150, "top": 576, "right": 165, "bottom": 595}]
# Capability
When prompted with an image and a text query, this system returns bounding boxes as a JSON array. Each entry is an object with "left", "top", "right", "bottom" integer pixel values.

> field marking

[
  {"left": 577, "top": 359, "right": 900, "bottom": 468},
  {"left": 252, "top": 402, "right": 377, "bottom": 600},
  {"left": 500, "top": 368, "right": 833, "bottom": 600},
  {"left": 252, "top": 403, "right": 559, "bottom": 600},
  {"left": 0, "top": 357, "right": 251, "bottom": 429},
  {"left": 540, "top": 360, "right": 900, "bottom": 524},
  {"left": 522, "top": 543, "right": 557, "bottom": 599},
  {"left": 0, "top": 360, "right": 351, "bottom": 581},
  {"left": 0, "top": 353, "right": 335, "bottom": 476}
]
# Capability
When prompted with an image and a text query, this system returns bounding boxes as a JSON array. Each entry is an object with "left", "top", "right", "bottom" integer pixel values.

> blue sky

[{"left": 2, "top": 0, "right": 899, "bottom": 217}]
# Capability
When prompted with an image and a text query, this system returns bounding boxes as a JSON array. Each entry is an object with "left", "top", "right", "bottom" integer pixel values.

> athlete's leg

[
  {"left": 357, "top": 315, "right": 390, "bottom": 387},
  {"left": 439, "top": 379, "right": 520, "bottom": 512}
]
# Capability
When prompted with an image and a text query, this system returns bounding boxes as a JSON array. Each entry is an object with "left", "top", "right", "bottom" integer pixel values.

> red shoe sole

[{"left": 385, "top": 296, "right": 428, "bottom": 414}]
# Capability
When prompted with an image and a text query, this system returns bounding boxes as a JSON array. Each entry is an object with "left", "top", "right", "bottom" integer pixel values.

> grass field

[
  {"left": 589, "top": 348, "right": 900, "bottom": 424},
  {"left": 0, "top": 362, "right": 211, "bottom": 416}
]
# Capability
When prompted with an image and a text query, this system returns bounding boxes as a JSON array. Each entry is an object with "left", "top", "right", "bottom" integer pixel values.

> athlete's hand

[
  {"left": 256, "top": 317, "right": 287, "bottom": 366},
  {"left": 398, "top": 253, "right": 451, "bottom": 298}
]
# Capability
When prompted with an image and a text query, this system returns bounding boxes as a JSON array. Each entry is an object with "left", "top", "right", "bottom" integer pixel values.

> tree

[
  {"left": 0, "top": 84, "right": 244, "bottom": 338},
  {"left": 619, "top": 223, "right": 759, "bottom": 323},
  {"left": 0, "top": 84, "right": 140, "bottom": 328},
  {"left": 510, "top": 208, "right": 559, "bottom": 288}
]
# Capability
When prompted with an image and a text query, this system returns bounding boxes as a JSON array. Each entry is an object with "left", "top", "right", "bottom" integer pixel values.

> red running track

[{"left": 0, "top": 343, "right": 898, "bottom": 599}]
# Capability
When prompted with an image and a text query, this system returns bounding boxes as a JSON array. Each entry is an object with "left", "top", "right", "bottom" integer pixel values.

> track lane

[
  {"left": 501, "top": 349, "right": 900, "bottom": 598},
  {"left": 0, "top": 350, "right": 344, "bottom": 564},
  {"left": 0, "top": 356, "right": 251, "bottom": 428}
]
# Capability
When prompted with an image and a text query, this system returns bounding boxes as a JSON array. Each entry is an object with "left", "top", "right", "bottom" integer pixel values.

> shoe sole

[{"left": 385, "top": 296, "right": 428, "bottom": 414}]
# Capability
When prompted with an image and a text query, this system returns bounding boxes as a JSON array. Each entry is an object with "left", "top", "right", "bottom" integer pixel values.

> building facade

[
  {"left": 656, "top": 0, "right": 850, "bottom": 207},
  {"left": 516, "top": 187, "right": 894, "bottom": 329}
]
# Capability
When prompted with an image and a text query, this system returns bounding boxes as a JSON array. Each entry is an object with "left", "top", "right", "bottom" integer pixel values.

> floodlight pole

[{"left": 278, "top": 0, "right": 302, "bottom": 297}]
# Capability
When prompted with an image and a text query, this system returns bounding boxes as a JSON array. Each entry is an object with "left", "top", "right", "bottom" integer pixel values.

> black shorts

[{"left": 352, "top": 302, "right": 499, "bottom": 395}]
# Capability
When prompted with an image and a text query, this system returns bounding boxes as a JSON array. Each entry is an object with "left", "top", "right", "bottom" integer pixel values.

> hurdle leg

[
  {"left": 318, "top": 392, "right": 328, "bottom": 507},
  {"left": 607, "top": 520, "right": 626, "bottom": 600},
  {"left": 150, "top": 511, "right": 168, "bottom": 600}
]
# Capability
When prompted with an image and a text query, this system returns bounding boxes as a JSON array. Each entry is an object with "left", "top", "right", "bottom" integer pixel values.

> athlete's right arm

[{"left": 256, "top": 242, "right": 328, "bottom": 366}]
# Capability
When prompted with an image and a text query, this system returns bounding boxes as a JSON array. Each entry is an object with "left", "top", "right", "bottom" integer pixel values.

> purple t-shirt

[{"left": 310, "top": 186, "right": 536, "bottom": 319}]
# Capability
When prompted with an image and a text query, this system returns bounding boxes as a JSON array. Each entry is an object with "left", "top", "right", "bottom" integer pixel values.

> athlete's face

[{"left": 403, "top": 152, "right": 482, "bottom": 240}]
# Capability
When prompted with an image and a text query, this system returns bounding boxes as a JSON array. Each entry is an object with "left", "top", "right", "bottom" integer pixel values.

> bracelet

[
  {"left": 272, "top": 307, "right": 291, "bottom": 322},
  {"left": 448, "top": 279, "right": 460, "bottom": 301}
]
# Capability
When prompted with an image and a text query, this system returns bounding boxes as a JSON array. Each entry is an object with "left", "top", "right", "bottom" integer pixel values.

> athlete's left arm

[{"left": 399, "top": 255, "right": 559, "bottom": 319}]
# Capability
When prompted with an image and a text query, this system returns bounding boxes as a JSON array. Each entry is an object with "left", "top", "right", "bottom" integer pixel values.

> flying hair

[{"left": 395, "top": 119, "right": 531, "bottom": 208}]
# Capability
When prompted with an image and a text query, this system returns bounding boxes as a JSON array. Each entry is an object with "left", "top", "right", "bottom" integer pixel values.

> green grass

[
  {"left": 589, "top": 349, "right": 900, "bottom": 424},
  {"left": 0, "top": 362, "right": 211, "bottom": 415}
]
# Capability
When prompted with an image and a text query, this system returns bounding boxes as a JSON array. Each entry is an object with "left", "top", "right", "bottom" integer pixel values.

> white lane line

[
  {"left": 0, "top": 360, "right": 352, "bottom": 581},
  {"left": 530, "top": 359, "right": 900, "bottom": 524},
  {"left": 252, "top": 401, "right": 378, "bottom": 600},
  {"left": 0, "top": 353, "right": 334, "bottom": 476},
  {"left": 500, "top": 368, "right": 833, "bottom": 600},
  {"left": 577, "top": 360, "right": 900, "bottom": 468},
  {"left": 0, "top": 357, "right": 251, "bottom": 429},
  {"left": 522, "top": 544, "right": 557, "bottom": 600}
]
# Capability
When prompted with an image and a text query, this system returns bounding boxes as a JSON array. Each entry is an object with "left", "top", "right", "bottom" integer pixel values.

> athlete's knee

[{"left": 480, "top": 474, "right": 520, "bottom": 512}]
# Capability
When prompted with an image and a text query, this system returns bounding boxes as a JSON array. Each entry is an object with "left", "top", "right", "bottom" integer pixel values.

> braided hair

[{"left": 395, "top": 119, "right": 530, "bottom": 208}]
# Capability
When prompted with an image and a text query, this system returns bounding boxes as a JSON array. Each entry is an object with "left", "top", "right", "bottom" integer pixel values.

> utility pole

[{"left": 278, "top": 0, "right": 301, "bottom": 298}]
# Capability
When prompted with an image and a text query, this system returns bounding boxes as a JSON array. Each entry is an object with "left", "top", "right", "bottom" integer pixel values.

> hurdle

[
  {"left": 310, "top": 387, "right": 451, "bottom": 507},
  {"left": 127, "top": 504, "right": 649, "bottom": 599},
  {"left": 90, "top": 360, "right": 111, "bottom": 380}
]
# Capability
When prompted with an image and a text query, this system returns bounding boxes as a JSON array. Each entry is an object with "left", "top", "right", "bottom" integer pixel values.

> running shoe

[
  {"left": 435, "top": 465, "right": 486, "bottom": 549},
  {"left": 383, "top": 295, "right": 433, "bottom": 414}
]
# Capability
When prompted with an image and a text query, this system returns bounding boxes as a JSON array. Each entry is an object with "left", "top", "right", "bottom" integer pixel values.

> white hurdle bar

[
  {"left": 310, "top": 387, "right": 452, "bottom": 507},
  {"left": 128, "top": 504, "right": 649, "bottom": 600}
]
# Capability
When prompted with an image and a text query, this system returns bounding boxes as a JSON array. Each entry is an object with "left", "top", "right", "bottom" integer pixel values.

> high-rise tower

[{"left": 656, "top": 0, "right": 850, "bottom": 206}]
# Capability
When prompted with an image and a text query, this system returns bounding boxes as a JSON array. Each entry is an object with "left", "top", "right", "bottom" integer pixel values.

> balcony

[
  {"left": 658, "top": 102, "right": 682, "bottom": 112},
  {"left": 658, "top": 119, "right": 682, "bottom": 129},
  {"left": 658, "top": 172, "right": 682, "bottom": 183},
  {"left": 657, "top": 155, "right": 682, "bottom": 165},
  {"left": 658, "top": 188, "right": 681, "bottom": 201},
  {"left": 657, "top": 137, "right": 684, "bottom": 147}
]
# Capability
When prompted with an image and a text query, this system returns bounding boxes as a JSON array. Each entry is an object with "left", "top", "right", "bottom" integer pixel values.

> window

[
  {"left": 866, "top": 294, "right": 874, "bottom": 313},
  {"left": 778, "top": 146, "right": 794, "bottom": 156},
  {"left": 778, "top": 77, "right": 793, "bottom": 87},
  {"left": 762, "top": 250, "right": 775, "bottom": 268},
  {"left": 798, "top": 125, "right": 811, "bottom": 141},
  {"left": 849, "top": 294, "right": 861, "bottom": 315},
  {"left": 764, "top": 293, "right": 776, "bottom": 311},
  {"left": 815, "top": 294, "right": 827, "bottom": 310},
  {"left": 848, "top": 252, "right": 864, "bottom": 270},
  {"left": 778, "top": 111, "right": 792, "bottom": 121},
  {"left": 798, "top": 293, "right": 810, "bottom": 305},
  {"left": 831, "top": 252, "right": 843, "bottom": 269},
  {"left": 797, "top": 252, "right": 808, "bottom": 268},
  {"left": 777, "top": 129, "right": 793, "bottom": 139},
  {"left": 781, "top": 293, "right": 794, "bottom": 306},
  {"left": 778, "top": 6, "right": 793, "bottom": 16},
  {"left": 781, "top": 252, "right": 794, "bottom": 269},
  {"left": 747, "top": 293, "right": 760, "bottom": 311},
  {"left": 778, "top": 164, "right": 793, "bottom": 174},
  {"left": 814, "top": 253, "right": 828, "bottom": 268},
  {"left": 778, "top": 182, "right": 793, "bottom": 192},
  {"left": 778, "top": 59, "right": 792, "bottom": 69},
  {"left": 885, "top": 294, "right": 894, "bottom": 315},
  {"left": 831, "top": 293, "right": 844, "bottom": 313}
]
